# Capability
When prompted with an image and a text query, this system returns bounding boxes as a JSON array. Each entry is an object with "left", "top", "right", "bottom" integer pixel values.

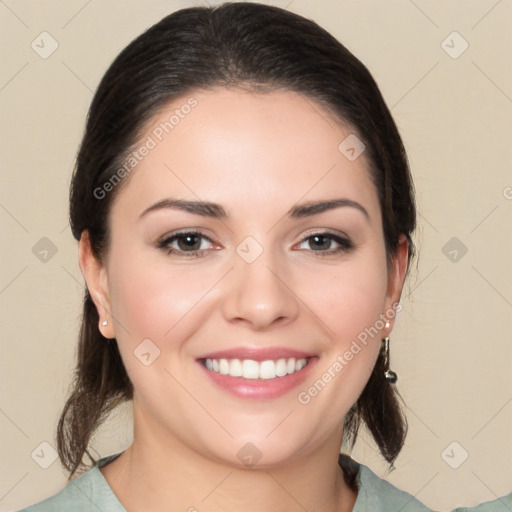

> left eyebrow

[{"left": 288, "top": 198, "right": 370, "bottom": 222}]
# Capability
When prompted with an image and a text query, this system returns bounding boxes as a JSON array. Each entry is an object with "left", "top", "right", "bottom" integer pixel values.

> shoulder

[
  {"left": 448, "top": 493, "right": 512, "bottom": 512},
  {"left": 346, "top": 456, "right": 512, "bottom": 512},
  {"left": 15, "top": 453, "right": 125, "bottom": 512},
  {"left": 353, "top": 461, "right": 433, "bottom": 511}
]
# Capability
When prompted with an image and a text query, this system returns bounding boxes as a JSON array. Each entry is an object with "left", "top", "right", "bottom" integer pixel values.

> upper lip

[{"left": 197, "top": 347, "right": 315, "bottom": 362}]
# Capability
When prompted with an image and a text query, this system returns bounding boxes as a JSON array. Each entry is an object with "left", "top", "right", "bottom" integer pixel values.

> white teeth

[
  {"left": 203, "top": 357, "right": 309, "bottom": 379},
  {"left": 275, "top": 358, "right": 288, "bottom": 377},
  {"left": 228, "top": 358, "right": 242, "bottom": 377},
  {"left": 219, "top": 359, "right": 229, "bottom": 375},
  {"left": 243, "top": 359, "right": 260, "bottom": 379},
  {"left": 259, "top": 360, "right": 275, "bottom": 380}
]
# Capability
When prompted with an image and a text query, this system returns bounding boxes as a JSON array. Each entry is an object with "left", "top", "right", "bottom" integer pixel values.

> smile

[{"left": 203, "top": 357, "right": 310, "bottom": 380}]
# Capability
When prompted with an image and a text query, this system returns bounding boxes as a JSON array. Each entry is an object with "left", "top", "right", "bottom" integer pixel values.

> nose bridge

[{"left": 221, "top": 239, "right": 299, "bottom": 328}]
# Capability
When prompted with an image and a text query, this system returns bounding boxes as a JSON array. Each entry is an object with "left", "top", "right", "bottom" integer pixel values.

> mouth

[
  {"left": 196, "top": 348, "right": 317, "bottom": 399},
  {"left": 200, "top": 356, "right": 312, "bottom": 380}
]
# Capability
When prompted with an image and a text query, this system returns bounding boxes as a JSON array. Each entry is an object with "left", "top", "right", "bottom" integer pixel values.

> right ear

[{"left": 78, "top": 231, "right": 116, "bottom": 339}]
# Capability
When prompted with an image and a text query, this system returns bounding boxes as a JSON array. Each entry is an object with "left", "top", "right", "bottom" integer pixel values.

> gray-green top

[{"left": 17, "top": 453, "right": 512, "bottom": 511}]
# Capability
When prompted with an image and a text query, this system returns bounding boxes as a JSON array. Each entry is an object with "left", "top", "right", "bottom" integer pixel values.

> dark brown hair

[{"left": 59, "top": 2, "right": 417, "bottom": 488}]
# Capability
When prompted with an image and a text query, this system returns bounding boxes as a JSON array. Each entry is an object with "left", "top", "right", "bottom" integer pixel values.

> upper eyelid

[
  {"left": 298, "top": 227, "right": 350, "bottom": 239},
  {"left": 160, "top": 229, "right": 213, "bottom": 240}
]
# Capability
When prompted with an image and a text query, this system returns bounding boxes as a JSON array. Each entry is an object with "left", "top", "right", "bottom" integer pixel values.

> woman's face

[{"left": 83, "top": 88, "right": 408, "bottom": 468}]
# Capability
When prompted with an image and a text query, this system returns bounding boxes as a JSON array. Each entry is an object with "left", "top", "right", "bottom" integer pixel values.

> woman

[{"left": 17, "top": 3, "right": 511, "bottom": 511}]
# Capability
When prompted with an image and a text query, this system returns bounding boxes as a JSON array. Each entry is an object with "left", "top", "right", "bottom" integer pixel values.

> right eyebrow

[{"left": 138, "top": 198, "right": 227, "bottom": 220}]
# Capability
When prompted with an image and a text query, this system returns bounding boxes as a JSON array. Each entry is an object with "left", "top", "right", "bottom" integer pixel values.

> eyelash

[{"left": 157, "top": 230, "right": 354, "bottom": 259}]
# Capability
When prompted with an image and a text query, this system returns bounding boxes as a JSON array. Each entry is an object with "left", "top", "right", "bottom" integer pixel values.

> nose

[{"left": 221, "top": 250, "right": 300, "bottom": 331}]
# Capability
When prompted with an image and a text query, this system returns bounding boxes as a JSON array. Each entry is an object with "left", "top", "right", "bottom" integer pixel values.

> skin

[{"left": 79, "top": 88, "right": 409, "bottom": 512}]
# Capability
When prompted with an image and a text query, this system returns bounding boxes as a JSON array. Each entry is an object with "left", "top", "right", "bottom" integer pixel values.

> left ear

[{"left": 384, "top": 233, "right": 409, "bottom": 332}]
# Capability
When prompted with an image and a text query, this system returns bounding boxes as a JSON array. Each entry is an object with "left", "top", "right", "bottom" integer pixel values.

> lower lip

[{"left": 197, "top": 358, "right": 318, "bottom": 400}]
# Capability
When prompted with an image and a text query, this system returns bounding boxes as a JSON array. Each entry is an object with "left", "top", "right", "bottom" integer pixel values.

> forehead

[{"left": 111, "top": 88, "right": 380, "bottom": 223}]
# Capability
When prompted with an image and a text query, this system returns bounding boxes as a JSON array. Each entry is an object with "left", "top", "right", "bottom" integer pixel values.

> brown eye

[
  {"left": 308, "top": 235, "right": 333, "bottom": 251},
  {"left": 175, "top": 233, "right": 202, "bottom": 251},
  {"left": 158, "top": 231, "right": 215, "bottom": 257},
  {"left": 297, "top": 232, "right": 354, "bottom": 255}
]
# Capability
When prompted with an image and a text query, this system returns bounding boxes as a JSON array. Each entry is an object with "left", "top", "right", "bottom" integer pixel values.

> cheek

[
  {"left": 106, "top": 246, "right": 215, "bottom": 345},
  {"left": 304, "top": 251, "right": 389, "bottom": 343},
  {"left": 105, "top": 252, "right": 223, "bottom": 395},
  {"left": 111, "top": 265, "right": 215, "bottom": 339},
  {"left": 294, "top": 248, "right": 388, "bottom": 408}
]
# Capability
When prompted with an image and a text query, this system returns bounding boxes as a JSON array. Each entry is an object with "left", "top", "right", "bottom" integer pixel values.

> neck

[{"left": 100, "top": 408, "right": 358, "bottom": 512}]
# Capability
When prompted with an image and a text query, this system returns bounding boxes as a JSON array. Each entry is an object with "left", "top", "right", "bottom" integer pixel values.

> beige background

[{"left": 1, "top": 0, "right": 511, "bottom": 510}]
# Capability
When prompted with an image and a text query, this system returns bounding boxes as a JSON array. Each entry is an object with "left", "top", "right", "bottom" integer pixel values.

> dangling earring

[{"left": 381, "top": 321, "right": 397, "bottom": 384}]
